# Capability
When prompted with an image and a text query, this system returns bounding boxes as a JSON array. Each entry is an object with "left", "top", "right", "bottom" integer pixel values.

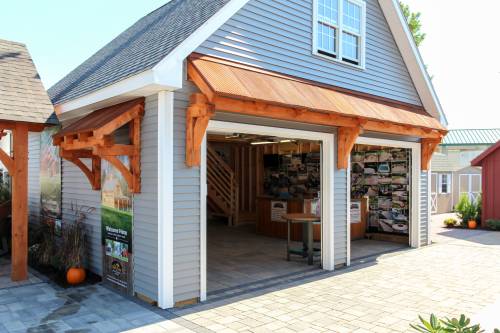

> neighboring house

[
  {"left": 32, "top": 0, "right": 447, "bottom": 308},
  {"left": 471, "top": 140, "right": 500, "bottom": 225},
  {"left": 430, "top": 129, "right": 500, "bottom": 214}
]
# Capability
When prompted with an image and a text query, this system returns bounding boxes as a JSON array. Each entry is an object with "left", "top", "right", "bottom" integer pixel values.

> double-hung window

[
  {"left": 439, "top": 174, "right": 452, "bottom": 194},
  {"left": 314, "top": 0, "right": 366, "bottom": 67}
]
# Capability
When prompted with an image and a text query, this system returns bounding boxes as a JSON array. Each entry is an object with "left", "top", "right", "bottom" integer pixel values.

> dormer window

[{"left": 314, "top": 0, "right": 366, "bottom": 68}]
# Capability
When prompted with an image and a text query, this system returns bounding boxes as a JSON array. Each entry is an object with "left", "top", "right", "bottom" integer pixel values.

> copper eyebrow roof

[
  {"left": 53, "top": 98, "right": 144, "bottom": 139},
  {"left": 189, "top": 55, "right": 445, "bottom": 132}
]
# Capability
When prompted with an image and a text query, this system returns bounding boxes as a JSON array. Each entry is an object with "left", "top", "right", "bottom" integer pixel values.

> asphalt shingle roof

[
  {"left": 48, "top": 0, "right": 230, "bottom": 105},
  {"left": 0, "top": 39, "right": 57, "bottom": 124},
  {"left": 442, "top": 129, "right": 500, "bottom": 146}
]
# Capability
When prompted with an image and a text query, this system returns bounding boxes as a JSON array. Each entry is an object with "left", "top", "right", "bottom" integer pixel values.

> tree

[{"left": 399, "top": 1, "right": 426, "bottom": 47}]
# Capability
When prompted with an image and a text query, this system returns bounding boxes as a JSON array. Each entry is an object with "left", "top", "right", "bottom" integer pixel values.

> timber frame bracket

[
  {"left": 186, "top": 93, "right": 215, "bottom": 167},
  {"left": 53, "top": 98, "right": 144, "bottom": 193},
  {"left": 337, "top": 124, "right": 364, "bottom": 169},
  {"left": 421, "top": 137, "right": 442, "bottom": 171}
]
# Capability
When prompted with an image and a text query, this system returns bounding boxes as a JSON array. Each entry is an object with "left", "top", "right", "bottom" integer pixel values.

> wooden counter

[{"left": 256, "top": 196, "right": 321, "bottom": 241}]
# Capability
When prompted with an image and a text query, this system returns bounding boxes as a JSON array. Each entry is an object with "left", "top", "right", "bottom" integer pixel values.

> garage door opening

[
  {"left": 205, "top": 131, "right": 323, "bottom": 296},
  {"left": 350, "top": 143, "right": 412, "bottom": 261}
]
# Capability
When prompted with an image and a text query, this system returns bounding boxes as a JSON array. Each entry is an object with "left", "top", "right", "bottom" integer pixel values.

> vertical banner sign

[
  {"left": 40, "top": 126, "right": 62, "bottom": 235},
  {"left": 101, "top": 156, "right": 133, "bottom": 294}
]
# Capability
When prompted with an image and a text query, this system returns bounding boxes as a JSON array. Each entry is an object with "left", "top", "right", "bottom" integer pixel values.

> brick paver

[{"left": 1, "top": 227, "right": 499, "bottom": 332}]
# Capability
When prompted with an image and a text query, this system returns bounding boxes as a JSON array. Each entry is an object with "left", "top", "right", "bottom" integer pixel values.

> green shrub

[
  {"left": 486, "top": 219, "right": 500, "bottom": 231},
  {"left": 410, "top": 314, "right": 491, "bottom": 333},
  {"left": 443, "top": 218, "right": 457, "bottom": 227},
  {"left": 455, "top": 194, "right": 481, "bottom": 227}
]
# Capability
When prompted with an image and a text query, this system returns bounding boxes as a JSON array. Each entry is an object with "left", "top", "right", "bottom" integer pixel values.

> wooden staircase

[{"left": 207, "top": 146, "right": 239, "bottom": 226}]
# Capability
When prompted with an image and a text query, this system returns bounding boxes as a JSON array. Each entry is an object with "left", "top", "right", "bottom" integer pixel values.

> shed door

[
  {"left": 459, "top": 174, "right": 482, "bottom": 203},
  {"left": 431, "top": 173, "right": 438, "bottom": 214}
]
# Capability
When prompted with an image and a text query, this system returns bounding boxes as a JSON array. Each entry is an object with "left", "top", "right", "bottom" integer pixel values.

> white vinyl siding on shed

[
  {"left": 173, "top": 80, "right": 202, "bottom": 302},
  {"left": 132, "top": 94, "right": 159, "bottom": 301},
  {"left": 28, "top": 132, "right": 41, "bottom": 224},
  {"left": 420, "top": 171, "right": 429, "bottom": 245},
  {"left": 196, "top": 0, "right": 422, "bottom": 106},
  {"left": 61, "top": 159, "right": 102, "bottom": 274}
]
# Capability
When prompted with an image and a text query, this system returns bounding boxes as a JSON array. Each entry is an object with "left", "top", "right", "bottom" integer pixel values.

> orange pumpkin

[
  {"left": 468, "top": 220, "right": 477, "bottom": 229},
  {"left": 67, "top": 267, "right": 86, "bottom": 285}
]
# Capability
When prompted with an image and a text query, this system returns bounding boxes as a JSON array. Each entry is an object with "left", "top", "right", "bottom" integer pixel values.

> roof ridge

[{"left": 0, "top": 38, "right": 27, "bottom": 47}]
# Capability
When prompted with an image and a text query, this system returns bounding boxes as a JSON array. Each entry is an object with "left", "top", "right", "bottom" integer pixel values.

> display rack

[{"left": 351, "top": 147, "right": 411, "bottom": 235}]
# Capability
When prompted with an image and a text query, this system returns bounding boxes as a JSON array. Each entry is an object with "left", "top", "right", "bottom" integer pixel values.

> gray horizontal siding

[
  {"left": 420, "top": 171, "right": 429, "bottom": 246},
  {"left": 62, "top": 159, "right": 102, "bottom": 274},
  {"left": 173, "top": 80, "right": 201, "bottom": 303},
  {"left": 28, "top": 132, "right": 41, "bottom": 224},
  {"left": 196, "top": 0, "right": 422, "bottom": 106},
  {"left": 133, "top": 94, "right": 159, "bottom": 301},
  {"left": 334, "top": 152, "right": 347, "bottom": 266}
]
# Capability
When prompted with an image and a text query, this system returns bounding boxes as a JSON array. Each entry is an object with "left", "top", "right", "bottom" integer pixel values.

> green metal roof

[{"left": 442, "top": 129, "right": 500, "bottom": 146}]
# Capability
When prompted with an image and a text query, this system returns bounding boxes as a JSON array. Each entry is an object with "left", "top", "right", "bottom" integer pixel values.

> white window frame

[
  {"left": 438, "top": 173, "right": 452, "bottom": 194},
  {"left": 313, "top": 0, "right": 367, "bottom": 69}
]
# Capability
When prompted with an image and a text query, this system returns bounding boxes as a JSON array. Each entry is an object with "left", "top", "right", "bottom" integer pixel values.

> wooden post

[{"left": 11, "top": 124, "right": 28, "bottom": 281}]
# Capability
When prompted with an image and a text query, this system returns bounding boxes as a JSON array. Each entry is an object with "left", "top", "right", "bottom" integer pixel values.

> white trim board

[
  {"left": 200, "top": 120, "right": 335, "bottom": 301},
  {"left": 353, "top": 136, "right": 422, "bottom": 255},
  {"left": 157, "top": 91, "right": 174, "bottom": 309}
]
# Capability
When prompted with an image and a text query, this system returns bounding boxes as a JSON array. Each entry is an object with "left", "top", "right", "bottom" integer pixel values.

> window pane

[
  {"left": 342, "top": 31, "right": 358, "bottom": 60},
  {"left": 441, "top": 175, "right": 448, "bottom": 193},
  {"left": 318, "top": 0, "right": 339, "bottom": 25},
  {"left": 317, "top": 22, "right": 336, "bottom": 54},
  {"left": 343, "top": 0, "right": 361, "bottom": 33}
]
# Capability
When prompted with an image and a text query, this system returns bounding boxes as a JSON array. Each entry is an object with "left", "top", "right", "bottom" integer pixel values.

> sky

[{"left": 1, "top": 0, "right": 499, "bottom": 129}]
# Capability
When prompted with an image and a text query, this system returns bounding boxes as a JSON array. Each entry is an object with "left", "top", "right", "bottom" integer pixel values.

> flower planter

[
  {"left": 468, "top": 220, "right": 477, "bottom": 229},
  {"left": 66, "top": 267, "right": 86, "bottom": 285}
]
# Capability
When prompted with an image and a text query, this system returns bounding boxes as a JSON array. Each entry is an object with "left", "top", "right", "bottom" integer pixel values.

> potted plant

[
  {"left": 59, "top": 202, "right": 95, "bottom": 285},
  {"left": 455, "top": 194, "right": 479, "bottom": 229}
]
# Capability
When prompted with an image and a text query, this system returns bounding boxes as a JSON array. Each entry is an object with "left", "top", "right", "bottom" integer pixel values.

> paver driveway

[{"left": 1, "top": 225, "right": 499, "bottom": 333}]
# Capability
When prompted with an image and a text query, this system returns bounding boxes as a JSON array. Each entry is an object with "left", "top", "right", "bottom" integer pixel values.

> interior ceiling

[{"left": 208, "top": 133, "right": 319, "bottom": 145}]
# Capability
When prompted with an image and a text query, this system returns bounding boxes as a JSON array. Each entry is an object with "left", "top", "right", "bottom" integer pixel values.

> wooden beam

[
  {"left": 337, "top": 126, "right": 362, "bottom": 169},
  {"left": 187, "top": 61, "right": 216, "bottom": 102},
  {"left": 93, "top": 144, "right": 135, "bottom": 156},
  {"left": 93, "top": 104, "right": 144, "bottom": 139},
  {"left": 92, "top": 157, "right": 101, "bottom": 190},
  {"left": 130, "top": 117, "right": 141, "bottom": 192},
  {"left": 0, "top": 147, "right": 13, "bottom": 173},
  {"left": 421, "top": 138, "right": 442, "bottom": 171},
  {"left": 213, "top": 96, "right": 359, "bottom": 128},
  {"left": 11, "top": 123, "right": 28, "bottom": 281},
  {"left": 186, "top": 94, "right": 215, "bottom": 167},
  {"left": 60, "top": 149, "right": 94, "bottom": 159},
  {"left": 0, "top": 121, "right": 46, "bottom": 132},
  {"left": 363, "top": 120, "right": 444, "bottom": 139},
  {"left": 60, "top": 137, "right": 105, "bottom": 150}
]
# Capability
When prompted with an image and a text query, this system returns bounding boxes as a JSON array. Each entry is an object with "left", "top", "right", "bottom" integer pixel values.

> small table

[{"left": 281, "top": 213, "right": 321, "bottom": 265}]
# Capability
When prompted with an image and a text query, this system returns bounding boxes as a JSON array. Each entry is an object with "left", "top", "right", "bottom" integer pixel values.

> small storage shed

[{"left": 471, "top": 140, "right": 500, "bottom": 224}]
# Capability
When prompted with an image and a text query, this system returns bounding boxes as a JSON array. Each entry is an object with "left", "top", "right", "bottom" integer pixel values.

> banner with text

[{"left": 101, "top": 156, "right": 133, "bottom": 294}]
